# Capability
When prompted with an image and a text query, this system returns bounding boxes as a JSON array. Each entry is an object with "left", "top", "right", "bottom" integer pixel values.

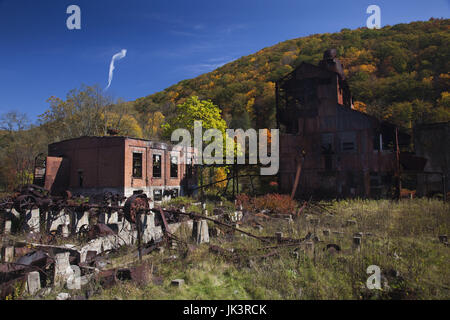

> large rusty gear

[
  {"left": 123, "top": 193, "right": 149, "bottom": 223},
  {"left": 13, "top": 194, "right": 38, "bottom": 215}
]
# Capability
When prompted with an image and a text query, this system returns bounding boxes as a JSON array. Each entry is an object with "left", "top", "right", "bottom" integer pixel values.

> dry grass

[{"left": 43, "top": 198, "right": 450, "bottom": 300}]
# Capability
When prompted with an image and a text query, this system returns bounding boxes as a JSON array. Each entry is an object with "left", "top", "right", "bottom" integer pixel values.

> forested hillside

[
  {"left": 0, "top": 18, "right": 449, "bottom": 191},
  {"left": 135, "top": 18, "right": 450, "bottom": 131}
]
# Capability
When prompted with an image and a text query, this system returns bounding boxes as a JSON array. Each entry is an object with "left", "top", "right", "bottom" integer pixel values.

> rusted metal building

[
  {"left": 276, "top": 49, "right": 413, "bottom": 199},
  {"left": 43, "top": 136, "right": 197, "bottom": 199},
  {"left": 414, "top": 121, "right": 449, "bottom": 197}
]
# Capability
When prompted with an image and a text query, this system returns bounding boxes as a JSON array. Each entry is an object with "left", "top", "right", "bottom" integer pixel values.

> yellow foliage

[
  {"left": 353, "top": 101, "right": 367, "bottom": 113},
  {"left": 359, "top": 64, "right": 376, "bottom": 73},
  {"left": 246, "top": 89, "right": 256, "bottom": 98},
  {"left": 214, "top": 167, "right": 227, "bottom": 188},
  {"left": 422, "top": 76, "right": 433, "bottom": 85},
  {"left": 246, "top": 98, "right": 255, "bottom": 115}
]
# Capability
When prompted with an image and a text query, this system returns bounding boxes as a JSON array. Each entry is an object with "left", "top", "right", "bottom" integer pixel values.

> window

[
  {"left": 78, "top": 170, "right": 84, "bottom": 187},
  {"left": 152, "top": 154, "right": 161, "bottom": 178},
  {"left": 321, "top": 133, "right": 334, "bottom": 153},
  {"left": 373, "top": 132, "right": 382, "bottom": 151},
  {"left": 132, "top": 153, "right": 142, "bottom": 178},
  {"left": 186, "top": 157, "right": 193, "bottom": 178},
  {"left": 170, "top": 156, "right": 178, "bottom": 178},
  {"left": 340, "top": 132, "right": 356, "bottom": 152},
  {"left": 342, "top": 142, "right": 355, "bottom": 151},
  {"left": 153, "top": 189, "right": 162, "bottom": 201}
]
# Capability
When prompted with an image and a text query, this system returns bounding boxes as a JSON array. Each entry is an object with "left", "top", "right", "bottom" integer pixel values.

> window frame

[
  {"left": 152, "top": 154, "right": 162, "bottom": 178},
  {"left": 132, "top": 152, "right": 143, "bottom": 178},
  {"left": 170, "top": 155, "right": 178, "bottom": 178}
]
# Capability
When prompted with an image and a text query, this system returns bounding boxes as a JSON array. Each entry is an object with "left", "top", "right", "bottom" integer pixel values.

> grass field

[
  {"left": 25, "top": 198, "right": 448, "bottom": 300},
  {"left": 63, "top": 198, "right": 447, "bottom": 300}
]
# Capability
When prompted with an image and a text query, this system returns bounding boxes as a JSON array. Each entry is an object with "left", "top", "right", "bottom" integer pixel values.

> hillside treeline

[{"left": 1, "top": 18, "right": 449, "bottom": 190}]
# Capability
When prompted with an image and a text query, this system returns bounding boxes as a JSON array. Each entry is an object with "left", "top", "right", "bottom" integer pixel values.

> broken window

[
  {"left": 321, "top": 133, "right": 334, "bottom": 153},
  {"left": 321, "top": 133, "right": 334, "bottom": 171},
  {"left": 153, "top": 189, "right": 162, "bottom": 201},
  {"left": 186, "top": 157, "right": 193, "bottom": 178},
  {"left": 170, "top": 156, "right": 178, "bottom": 178},
  {"left": 153, "top": 154, "right": 161, "bottom": 178},
  {"left": 78, "top": 170, "right": 84, "bottom": 187},
  {"left": 373, "top": 131, "right": 382, "bottom": 151},
  {"left": 132, "top": 153, "right": 142, "bottom": 178}
]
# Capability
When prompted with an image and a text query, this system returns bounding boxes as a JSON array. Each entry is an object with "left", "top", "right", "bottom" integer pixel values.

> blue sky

[{"left": 0, "top": 0, "right": 449, "bottom": 121}]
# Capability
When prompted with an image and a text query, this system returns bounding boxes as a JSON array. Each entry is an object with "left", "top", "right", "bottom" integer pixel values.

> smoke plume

[{"left": 105, "top": 49, "right": 127, "bottom": 90}]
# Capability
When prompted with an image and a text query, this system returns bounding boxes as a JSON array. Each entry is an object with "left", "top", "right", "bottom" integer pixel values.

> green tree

[{"left": 162, "top": 96, "right": 227, "bottom": 139}]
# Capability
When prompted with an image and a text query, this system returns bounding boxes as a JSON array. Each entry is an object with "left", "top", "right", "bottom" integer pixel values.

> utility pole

[{"left": 395, "top": 127, "right": 402, "bottom": 200}]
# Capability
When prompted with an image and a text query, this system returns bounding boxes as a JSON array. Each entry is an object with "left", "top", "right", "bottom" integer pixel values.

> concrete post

[
  {"left": 26, "top": 271, "right": 41, "bottom": 295},
  {"left": 353, "top": 236, "right": 361, "bottom": 252},
  {"left": 61, "top": 225, "right": 69, "bottom": 238},
  {"left": 54, "top": 252, "right": 71, "bottom": 287},
  {"left": 4, "top": 220, "right": 11, "bottom": 235},
  {"left": 3, "top": 246, "right": 14, "bottom": 262},
  {"left": 108, "top": 211, "right": 118, "bottom": 224},
  {"left": 27, "top": 209, "right": 40, "bottom": 233},
  {"left": 192, "top": 220, "right": 209, "bottom": 244},
  {"left": 75, "top": 212, "right": 90, "bottom": 233}
]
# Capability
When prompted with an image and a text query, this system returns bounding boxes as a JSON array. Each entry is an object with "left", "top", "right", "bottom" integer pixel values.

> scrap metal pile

[{"left": 0, "top": 185, "right": 322, "bottom": 299}]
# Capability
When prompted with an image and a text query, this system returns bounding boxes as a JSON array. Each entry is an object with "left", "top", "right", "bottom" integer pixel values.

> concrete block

[
  {"left": 54, "top": 252, "right": 71, "bottom": 287},
  {"left": 56, "top": 292, "right": 71, "bottom": 300},
  {"left": 26, "top": 209, "right": 40, "bottom": 232},
  {"left": 107, "top": 211, "right": 118, "bottom": 224},
  {"left": 61, "top": 225, "right": 69, "bottom": 238},
  {"left": 275, "top": 232, "right": 283, "bottom": 242},
  {"left": 26, "top": 271, "right": 41, "bottom": 295},
  {"left": 75, "top": 212, "right": 89, "bottom": 233},
  {"left": 353, "top": 236, "right": 362, "bottom": 253},
  {"left": 353, "top": 236, "right": 362, "bottom": 246},
  {"left": 171, "top": 279, "right": 185, "bottom": 287},
  {"left": 192, "top": 220, "right": 209, "bottom": 244},
  {"left": 50, "top": 211, "right": 70, "bottom": 232}
]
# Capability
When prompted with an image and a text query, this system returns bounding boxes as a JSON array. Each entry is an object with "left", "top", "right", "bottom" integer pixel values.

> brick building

[
  {"left": 276, "top": 49, "right": 413, "bottom": 198},
  {"left": 43, "top": 136, "right": 197, "bottom": 199}
]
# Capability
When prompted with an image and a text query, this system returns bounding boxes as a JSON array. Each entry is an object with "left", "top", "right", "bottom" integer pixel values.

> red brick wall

[
  {"left": 48, "top": 136, "right": 125, "bottom": 189},
  {"left": 124, "top": 138, "right": 194, "bottom": 189}
]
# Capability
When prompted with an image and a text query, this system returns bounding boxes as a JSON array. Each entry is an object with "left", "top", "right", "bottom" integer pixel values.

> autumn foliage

[{"left": 236, "top": 193, "right": 298, "bottom": 215}]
